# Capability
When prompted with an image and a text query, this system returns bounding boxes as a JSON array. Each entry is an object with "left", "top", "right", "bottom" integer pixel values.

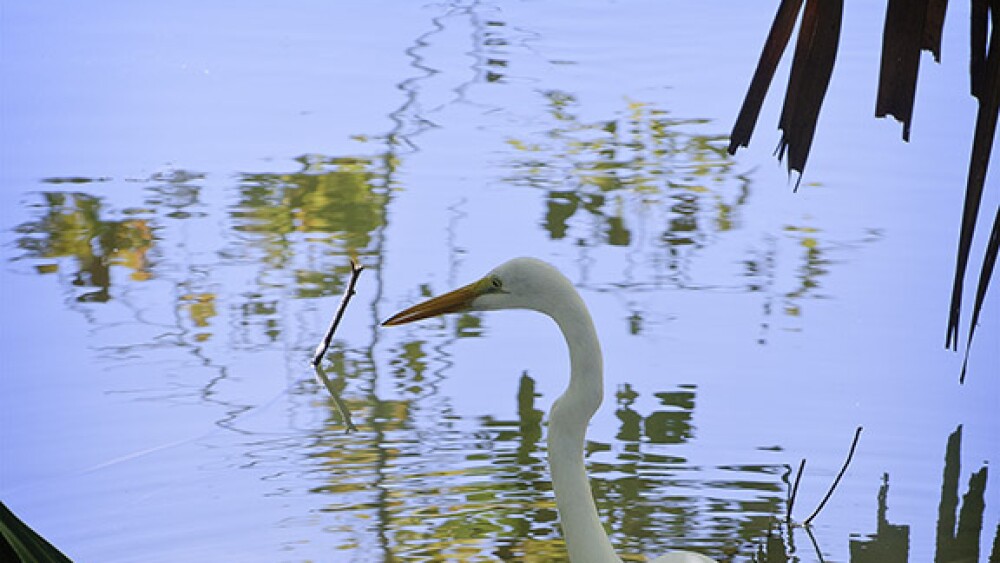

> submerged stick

[
  {"left": 313, "top": 364, "right": 357, "bottom": 433},
  {"left": 804, "top": 425, "right": 863, "bottom": 526},
  {"left": 311, "top": 258, "right": 364, "bottom": 366}
]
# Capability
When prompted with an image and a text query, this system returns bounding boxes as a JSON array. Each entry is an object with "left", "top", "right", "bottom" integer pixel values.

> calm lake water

[{"left": 2, "top": 2, "right": 998, "bottom": 562}]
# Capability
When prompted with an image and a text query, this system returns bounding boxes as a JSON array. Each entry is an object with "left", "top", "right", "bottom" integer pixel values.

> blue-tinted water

[{"left": 2, "top": 2, "right": 997, "bottom": 562}]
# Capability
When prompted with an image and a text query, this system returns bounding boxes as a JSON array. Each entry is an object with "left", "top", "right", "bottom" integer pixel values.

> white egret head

[{"left": 382, "top": 257, "right": 571, "bottom": 325}]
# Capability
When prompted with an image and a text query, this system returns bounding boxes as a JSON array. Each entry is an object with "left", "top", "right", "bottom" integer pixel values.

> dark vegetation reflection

[
  {"left": 754, "top": 425, "right": 997, "bottom": 563},
  {"left": 478, "top": 374, "right": 782, "bottom": 560}
]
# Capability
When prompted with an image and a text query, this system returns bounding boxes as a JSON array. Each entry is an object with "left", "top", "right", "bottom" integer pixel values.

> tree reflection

[
  {"left": 603, "top": 381, "right": 780, "bottom": 559},
  {"left": 504, "top": 93, "right": 874, "bottom": 337},
  {"left": 436, "top": 377, "right": 781, "bottom": 559},
  {"left": 234, "top": 154, "right": 392, "bottom": 274},
  {"left": 507, "top": 92, "right": 740, "bottom": 254},
  {"left": 223, "top": 152, "right": 396, "bottom": 348},
  {"left": 14, "top": 191, "right": 153, "bottom": 302}
]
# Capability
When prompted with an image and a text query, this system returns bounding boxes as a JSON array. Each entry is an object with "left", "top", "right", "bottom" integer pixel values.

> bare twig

[
  {"left": 787, "top": 458, "right": 806, "bottom": 523},
  {"left": 313, "top": 364, "right": 357, "bottom": 433},
  {"left": 804, "top": 425, "right": 863, "bottom": 526},
  {"left": 311, "top": 258, "right": 364, "bottom": 366}
]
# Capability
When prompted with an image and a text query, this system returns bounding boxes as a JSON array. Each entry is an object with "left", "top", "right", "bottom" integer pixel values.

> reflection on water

[
  {"left": 370, "top": 372, "right": 786, "bottom": 561},
  {"left": 932, "top": 426, "right": 992, "bottom": 563},
  {"left": 507, "top": 93, "right": 742, "bottom": 252},
  {"left": 9, "top": 13, "right": 868, "bottom": 351},
  {"left": 8, "top": 145, "right": 878, "bottom": 561},
  {"left": 234, "top": 154, "right": 393, "bottom": 270},
  {"left": 14, "top": 153, "right": 395, "bottom": 333},
  {"left": 14, "top": 191, "right": 153, "bottom": 302},
  {"left": 849, "top": 474, "right": 910, "bottom": 562},
  {"left": 5, "top": 3, "right": 987, "bottom": 561},
  {"left": 502, "top": 92, "right": 879, "bottom": 346},
  {"left": 754, "top": 425, "right": 997, "bottom": 563}
]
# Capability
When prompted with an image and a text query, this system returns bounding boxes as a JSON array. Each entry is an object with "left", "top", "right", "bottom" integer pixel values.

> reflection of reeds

[
  {"left": 849, "top": 473, "right": 909, "bottom": 563},
  {"left": 935, "top": 425, "right": 991, "bottom": 563}
]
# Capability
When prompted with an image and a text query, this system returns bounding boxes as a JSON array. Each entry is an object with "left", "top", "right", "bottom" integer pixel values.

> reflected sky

[{"left": 1, "top": 1, "right": 998, "bottom": 562}]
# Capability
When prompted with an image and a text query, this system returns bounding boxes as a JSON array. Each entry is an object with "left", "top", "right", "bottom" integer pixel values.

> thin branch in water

[
  {"left": 787, "top": 458, "right": 807, "bottom": 523},
  {"left": 313, "top": 364, "right": 357, "bottom": 433},
  {"left": 804, "top": 425, "right": 863, "bottom": 526},
  {"left": 312, "top": 258, "right": 365, "bottom": 367}
]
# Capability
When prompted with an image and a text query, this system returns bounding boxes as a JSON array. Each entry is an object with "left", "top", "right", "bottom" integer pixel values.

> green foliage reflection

[
  {"left": 504, "top": 94, "right": 873, "bottom": 334},
  {"left": 506, "top": 93, "right": 741, "bottom": 250},
  {"left": 14, "top": 192, "right": 154, "bottom": 302},
  {"left": 235, "top": 154, "right": 391, "bottom": 259}
]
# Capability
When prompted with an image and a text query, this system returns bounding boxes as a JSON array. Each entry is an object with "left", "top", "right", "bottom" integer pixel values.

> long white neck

[{"left": 546, "top": 289, "right": 621, "bottom": 563}]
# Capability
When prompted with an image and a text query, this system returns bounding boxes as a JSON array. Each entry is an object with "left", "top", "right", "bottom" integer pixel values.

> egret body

[{"left": 384, "top": 257, "right": 717, "bottom": 563}]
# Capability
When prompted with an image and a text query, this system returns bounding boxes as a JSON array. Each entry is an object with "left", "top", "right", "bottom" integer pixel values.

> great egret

[{"left": 383, "top": 257, "right": 717, "bottom": 563}]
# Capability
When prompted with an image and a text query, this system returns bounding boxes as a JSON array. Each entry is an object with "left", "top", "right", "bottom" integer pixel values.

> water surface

[{"left": 2, "top": 2, "right": 997, "bottom": 562}]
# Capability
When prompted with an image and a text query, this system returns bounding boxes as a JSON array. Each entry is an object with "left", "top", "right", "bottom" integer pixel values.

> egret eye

[{"left": 490, "top": 277, "right": 503, "bottom": 290}]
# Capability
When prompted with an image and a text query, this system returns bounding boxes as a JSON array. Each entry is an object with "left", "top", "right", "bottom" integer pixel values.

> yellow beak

[{"left": 382, "top": 279, "right": 483, "bottom": 326}]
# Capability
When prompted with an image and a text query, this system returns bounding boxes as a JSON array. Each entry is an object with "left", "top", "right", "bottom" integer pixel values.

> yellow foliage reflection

[
  {"left": 506, "top": 93, "right": 740, "bottom": 250},
  {"left": 14, "top": 192, "right": 153, "bottom": 302}
]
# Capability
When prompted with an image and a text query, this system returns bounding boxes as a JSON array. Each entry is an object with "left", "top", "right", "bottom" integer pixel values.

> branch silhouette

[{"left": 312, "top": 258, "right": 364, "bottom": 367}]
